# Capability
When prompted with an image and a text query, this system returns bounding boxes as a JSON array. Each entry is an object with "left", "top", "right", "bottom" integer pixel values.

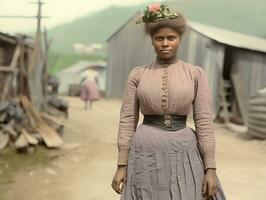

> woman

[
  {"left": 112, "top": 4, "right": 226, "bottom": 200},
  {"left": 80, "top": 75, "right": 100, "bottom": 109}
]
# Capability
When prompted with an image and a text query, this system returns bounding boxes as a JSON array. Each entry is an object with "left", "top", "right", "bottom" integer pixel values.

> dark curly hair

[{"left": 144, "top": 13, "right": 187, "bottom": 37}]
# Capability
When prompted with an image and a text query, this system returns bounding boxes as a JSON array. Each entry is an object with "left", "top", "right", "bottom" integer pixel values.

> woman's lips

[{"left": 160, "top": 50, "right": 172, "bottom": 53}]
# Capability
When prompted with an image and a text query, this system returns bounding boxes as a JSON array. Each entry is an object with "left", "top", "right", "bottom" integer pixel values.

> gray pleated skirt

[{"left": 120, "top": 124, "right": 226, "bottom": 200}]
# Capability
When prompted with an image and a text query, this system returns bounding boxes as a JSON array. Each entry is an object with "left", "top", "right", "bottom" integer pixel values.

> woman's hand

[
  {"left": 203, "top": 168, "right": 217, "bottom": 200},
  {"left": 111, "top": 165, "right": 127, "bottom": 194}
]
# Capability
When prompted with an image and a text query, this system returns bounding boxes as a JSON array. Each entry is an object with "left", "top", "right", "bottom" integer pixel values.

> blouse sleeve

[
  {"left": 193, "top": 66, "right": 216, "bottom": 170},
  {"left": 117, "top": 67, "right": 141, "bottom": 165}
]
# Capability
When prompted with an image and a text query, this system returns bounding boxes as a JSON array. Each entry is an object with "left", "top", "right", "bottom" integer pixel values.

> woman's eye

[
  {"left": 168, "top": 36, "right": 176, "bottom": 41},
  {"left": 155, "top": 37, "right": 163, "bottom": 41}
]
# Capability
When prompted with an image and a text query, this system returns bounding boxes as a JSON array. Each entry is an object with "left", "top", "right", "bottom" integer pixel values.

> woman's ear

[{"left": 151, "top": 37, "right": 154, "bottom": 46}]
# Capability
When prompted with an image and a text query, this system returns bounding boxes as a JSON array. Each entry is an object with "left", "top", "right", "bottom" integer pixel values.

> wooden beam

[
  {"left": 0, "top": 131, "right": 10, "bottom": 152},
  {"left": 0, "top": 34, "right": 16, "bottom": 44},
  {"left": 20, "top": 95, "right": 64, "bottom": 148},
  {"left": 0, "top": 66, "right": 18, "bottom": 72},
  {"left": 28, "top": 32, "right": 41, "bottom": 75},
  {"left": 10, "top": 45, "right": 21, "bottom": 69},
  {"left": 1, "top": 45, "right": 20, "bottom": 100}
]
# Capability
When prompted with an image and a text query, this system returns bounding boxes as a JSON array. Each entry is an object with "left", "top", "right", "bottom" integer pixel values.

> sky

[{"left": 0, "top": 0, "right": 157, "bottom": 34}]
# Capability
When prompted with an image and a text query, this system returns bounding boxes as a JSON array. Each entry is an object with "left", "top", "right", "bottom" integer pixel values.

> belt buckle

[{"left": 163, "top": 115, "right": 172, "bottom": 127}]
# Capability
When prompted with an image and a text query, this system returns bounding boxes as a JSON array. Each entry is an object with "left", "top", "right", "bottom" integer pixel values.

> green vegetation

[
  {"left": 48, "top": 52, "right": 106, "bottom": 75},
  {"left": 48, "top": 4, "right": 146, "bottom": 53},
  {"left": 167, "top": 0, "right": 266, "bottom": 38}
]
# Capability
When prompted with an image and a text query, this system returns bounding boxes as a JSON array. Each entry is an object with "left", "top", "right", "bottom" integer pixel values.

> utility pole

[
  {"left": 0, "top": 0, "right": 49, "bottom": 34},
  {"left": 30, "top": 0, "right": 44, "bottom": 34}
]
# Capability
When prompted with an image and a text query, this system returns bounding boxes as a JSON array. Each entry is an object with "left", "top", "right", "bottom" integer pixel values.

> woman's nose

[{"left": 162, "top": 39, "right": 169, "bottom": 46}]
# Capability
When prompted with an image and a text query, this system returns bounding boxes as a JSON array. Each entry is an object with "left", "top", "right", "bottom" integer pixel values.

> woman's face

[{"left": 152, "top": 27, "right": 180, "bottom": 60}]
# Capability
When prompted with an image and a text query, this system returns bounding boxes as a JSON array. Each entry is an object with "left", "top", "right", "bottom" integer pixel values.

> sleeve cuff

[
  {"left": 117, "top": 149, "right": 129, "bottom": 165},
  {"left": 203, "top": 154, "right": 216, "bottom": 170}
]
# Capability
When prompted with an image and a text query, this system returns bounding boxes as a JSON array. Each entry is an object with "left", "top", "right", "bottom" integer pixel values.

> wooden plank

[
  {"left": 14, "top": 132, "right": 28, "bottom": 149},
  {"left": 248, "top": 129, "right": 266, "bottom": 139},
  {"left": 0, "top": 130, "right": 10, "bottom": 152},
  {"left": 1, "top": 45, "right": 21, "bottom": 100},
  {"left": 1, "top": 75, "right": 12, "bottom": 101},
  {"left": 0, "top": 34, "right": 16, "bottom": 44},
  {"left": 2, "top": 120, "right": 17, "bottom": 139},
  {"left": 42, "top": 28, "right": 52, "bottom": 103},
  {"left": 249, "top": 106, "right": 266, "bottom": 113},
  {"left": 10, "top": 45, "right": 21, "bottom": 69},
  {"left": 28, "top": 32, "right": 41, "bottom": 75},
  {"left": 219, "top": 77, "right": 230, "bottom": 124},
  {"left": 249, "top": 113, "right": 266, "bottom": 121},
  {"left": 20, "top": 95, "right": 63, "bottom": 148},
  {"left": 249, "top": 98, "right": 266, "bottom": 106},
  {"left": 248, "top": 123, "right": 266, "bottom": 133},
  {"left": 248, "top": 118, "right": 266, "bottom": 127},
  {"left": 41, "top": 113, "right": 63, "bottom": 126},
  {"left": 22, "top": 129, "right": 38, "bottom": 145},
  {"left": 0, "top": 66, "right": 16, "bottom": 72}
]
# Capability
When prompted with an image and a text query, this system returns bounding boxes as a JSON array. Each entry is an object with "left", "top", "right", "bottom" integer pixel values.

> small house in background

[
  {"left": 73, "top": 43, "right": 103, "bottom": 55},
  {"left": 106, "top": 13, "right": 266, "bottom": 127},
  {"left": 57, "top": 61, "right": 106, "bottom": 95}
]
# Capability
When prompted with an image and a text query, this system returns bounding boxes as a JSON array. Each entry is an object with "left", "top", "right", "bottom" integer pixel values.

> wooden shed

[
  {"left": 0, "top": 31, "right": 63, "bottom": 151},
  {"left": 0, "top": 32, "right": 46, "bottom": 110}
]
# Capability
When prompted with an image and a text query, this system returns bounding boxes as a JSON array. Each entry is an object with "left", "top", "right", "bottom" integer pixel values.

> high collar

[{"left": 156, "top": 55, "right": 178, "bottom": 65}]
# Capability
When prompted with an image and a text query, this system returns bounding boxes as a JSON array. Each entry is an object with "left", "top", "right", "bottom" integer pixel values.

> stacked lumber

[
  {"left": 0, "top": 32, "right": 65, "bottom": 153},
  {"left": 47, "top": 95, "right": 69, "bottom": 118},
  {"left": 0, "top": 96, "right": 64, "bottom": 153}
]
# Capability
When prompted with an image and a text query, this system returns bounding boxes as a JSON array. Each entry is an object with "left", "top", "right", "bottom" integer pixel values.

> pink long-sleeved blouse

[{"left": 117, "top": 58, "right": 216, "bottom": 170}]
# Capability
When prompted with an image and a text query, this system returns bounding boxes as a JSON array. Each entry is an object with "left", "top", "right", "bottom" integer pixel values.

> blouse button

[{"left": 161, "top": 103, "right": 167, "bottom": 107}]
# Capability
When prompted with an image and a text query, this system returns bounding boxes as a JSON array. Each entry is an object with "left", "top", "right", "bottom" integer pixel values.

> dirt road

[{"left": 0, "top": 97, "right": 265, "bottom": 200}]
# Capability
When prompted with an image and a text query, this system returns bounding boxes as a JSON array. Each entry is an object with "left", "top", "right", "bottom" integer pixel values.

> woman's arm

[
  {"left": 117, "top": 67, "right": 141, "bottom": 166},
  {"left": 193, "top": 66, "right": 216, "bottom": 170},
  {"left": 193, "top": 66, "right": 218, "bottom": 198}
]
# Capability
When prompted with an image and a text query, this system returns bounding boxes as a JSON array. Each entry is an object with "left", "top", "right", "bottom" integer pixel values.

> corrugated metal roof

[
  {"left": 0, "top": 32, "right": 17, "bottom": 44},
  {"left": 106, "top": 12, "right": 266, "bottom": 53},
  {"left": 60, "top": 60, "right": 106, "bottom": 74},
  {"left": 0, "top": 31, "right": 34, "bottom": 47},
  {"left": 106, "top": 12, "right": 141, "bottom": 42},
  {"left": 189, "top": 21, "right": 266, "bottom": 53}
]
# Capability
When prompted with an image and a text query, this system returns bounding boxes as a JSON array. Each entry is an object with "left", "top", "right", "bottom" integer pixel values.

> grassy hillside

[
  {"left": 48, "top": 4, "right": 146, "bottom": 53},
  {"left": 168, "top": 0, "right": 266, "bottom": 38}
]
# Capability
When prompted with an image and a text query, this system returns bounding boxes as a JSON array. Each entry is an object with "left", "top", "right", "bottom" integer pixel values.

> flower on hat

[
  {"left": 136, "top": 3, "right": 179, "bottom": 24},
  {"left": 148, "top": 3, "right": 161, "bottom": 12}
]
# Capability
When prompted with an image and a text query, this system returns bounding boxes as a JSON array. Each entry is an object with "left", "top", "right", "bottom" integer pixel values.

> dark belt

[{"left": 143, "top": 114, "right": 187, "bottom": 131}]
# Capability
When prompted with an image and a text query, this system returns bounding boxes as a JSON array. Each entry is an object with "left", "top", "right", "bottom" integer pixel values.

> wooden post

[
  {"left": 1, "top": 45, "right": 21, "bottom": 101},
  {"left": 218, "top": 76, "right": 231, "bottom": 125}
]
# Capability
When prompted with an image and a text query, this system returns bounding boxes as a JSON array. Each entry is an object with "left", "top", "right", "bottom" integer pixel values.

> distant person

[
  {"left": 80, "top": 74, "right": 100, "bottom": 109},
  {"left": 111, "top": 3, "right": 226, "bottom": 200}
]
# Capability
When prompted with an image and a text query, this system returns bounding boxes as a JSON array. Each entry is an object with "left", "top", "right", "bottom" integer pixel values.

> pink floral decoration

[{"left": 148, "top": 3, "right": 161, "bottom": 12}]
